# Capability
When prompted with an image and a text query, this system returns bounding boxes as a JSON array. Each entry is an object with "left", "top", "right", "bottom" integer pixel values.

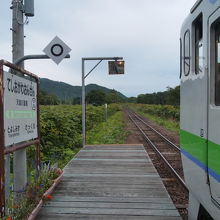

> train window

[
  {"left": 184, "top": 31, "right": 190, "bottom": 76},
  {"left": 195, "top": 15, "right": 203, "bottom": 74},
  {"left": 214, "top": 22, "right": 220, "bottom": 105}
]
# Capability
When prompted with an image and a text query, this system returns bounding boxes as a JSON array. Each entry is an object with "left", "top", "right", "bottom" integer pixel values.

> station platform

[{"left": 36, "top": 144, "right": 181, "bottom": 220}]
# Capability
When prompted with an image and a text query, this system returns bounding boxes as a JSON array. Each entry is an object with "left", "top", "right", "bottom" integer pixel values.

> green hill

[{"left": 39, "top": 78, "right": 126, "bottom": 101}]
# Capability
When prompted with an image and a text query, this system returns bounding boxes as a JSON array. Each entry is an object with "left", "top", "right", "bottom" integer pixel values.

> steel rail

[
  {"left": 127, "top": 111, "right": 188, "bottom": 192},
  {"left": 129, "top": 109, "right": 180, "bottom": 151}
]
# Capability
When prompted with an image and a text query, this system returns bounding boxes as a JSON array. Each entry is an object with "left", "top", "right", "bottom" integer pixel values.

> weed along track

[{"left": 125, "top": 108, "right": 189, "bottom": 219}]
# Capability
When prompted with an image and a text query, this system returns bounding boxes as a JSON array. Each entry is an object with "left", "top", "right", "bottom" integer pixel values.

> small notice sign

[
  {"left": 108, "top": 61, "right": 125, "bottom": 75},
  {"left": 43, "top": 36, "right": 71, "bottom": 65},
  {"left": 3, "top": 71, "right": 38, "bottom": 146}
]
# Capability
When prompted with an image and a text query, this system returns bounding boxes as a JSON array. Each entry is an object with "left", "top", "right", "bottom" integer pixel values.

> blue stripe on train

[{"left": 180, "top": 148, "right": 220, "bottom": 183}]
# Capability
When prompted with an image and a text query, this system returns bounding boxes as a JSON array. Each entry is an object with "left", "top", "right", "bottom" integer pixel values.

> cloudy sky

[{"left": 1, "top": 0, "right": 196, "bottom": 97}]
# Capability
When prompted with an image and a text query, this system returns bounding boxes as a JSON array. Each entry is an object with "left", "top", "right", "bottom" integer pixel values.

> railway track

[{"left": 126, "top": 108, "right": 189, "bottom": 218}]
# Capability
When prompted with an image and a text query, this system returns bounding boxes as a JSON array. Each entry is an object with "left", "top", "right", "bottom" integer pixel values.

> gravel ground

[{"left": 124, "top": 110, "right": 188, "bottom": 220}]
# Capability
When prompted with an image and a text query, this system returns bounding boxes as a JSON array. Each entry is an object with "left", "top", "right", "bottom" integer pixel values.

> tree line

[
  {"left": 39, "top": 89, "right": 126, "bottom": 106},
  {"left": 136, "top": 86, "right": 180, "bottom": 106},
  {"left": 39, "top": 85, "right": 180, "bottom": 106}
]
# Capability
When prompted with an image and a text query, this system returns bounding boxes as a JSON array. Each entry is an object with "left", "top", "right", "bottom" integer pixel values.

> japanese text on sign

[{"left": 4, "top": 71, "right": 38, "bottom": 146}]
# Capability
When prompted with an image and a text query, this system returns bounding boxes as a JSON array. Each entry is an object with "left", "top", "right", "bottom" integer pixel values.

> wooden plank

[
  {"left": 64, "top": 170, "right": 157, "bottom": 175},
  {"left": 76, "top": 155, "right": 149, "bottom": 159},
  {"left": 72, "top": 158, "right": 150, "bottom": 162},
  {"left": 49, "top": 196, "right": 172, "bottom": 203},
  {"left": 36, "top": 214, "right": 181, "bottom": 220},
  {"left": 38, "top": 207, "right": 180, "bottom": 216},
  {"left": 54, "top": 187, "right": 167, "bottom": 194},
  {"left": 43, "top": 201, "right": 176, "bottom": 209},
  {"left": 67, "top": 162, "right": 152, "bottom": 166},
  {"left": 55, "top": 186, "right": 165, "bottom": 192},
  {"left": 64, "top": 167, "right": 156, "bottom": 171},
  {"left": 58, "top": 182, "right": 163, "bottom": 187},
  {"left": 81, "top": 145, "right": 145, "bottom": 150},
  {"left": 77, "top": 152, "right": 147, "bottom": 156},
  {"left": 63, "top": 173, "right": 159, "bottom": 177},
  {"left": 82, "top": 146, "right": 145, "bottom": 150},
  {"left": 65, "top": 164, "right": 155, "bottom": 168},
  {"left": 52, "top": 190, "right": 168, "bottom": 198},
  {"left": 61, "top": 177, "right": 161, "bottom": 183},
  {"left": 80, "top": 150, "right": 146, "bottom": 152},
  {"left": 85, "top": 144, "right": 144, "bottom": 148},
  {"left": 68, "top": 161, "right": 152, "bottom": 166}
]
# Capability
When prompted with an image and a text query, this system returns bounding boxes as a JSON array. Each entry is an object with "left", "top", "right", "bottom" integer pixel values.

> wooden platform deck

[{"left": 36, "top": 144, "right": 181, "bottom": 220}]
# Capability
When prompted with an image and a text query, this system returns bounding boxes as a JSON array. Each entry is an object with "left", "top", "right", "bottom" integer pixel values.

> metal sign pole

[
  {"left": 14, "top": 54, "right": 70, "bottom": 66},
  {"left": 82, "top": 59, "right": 86, "bottom": 146},
  {"left": 81, "top": 57, "right": 123, "bottom": 146}
]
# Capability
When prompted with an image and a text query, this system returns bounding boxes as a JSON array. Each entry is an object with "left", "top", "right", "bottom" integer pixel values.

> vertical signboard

[{"left": 3, "top": 71, "right": 38, "bottom": 146}]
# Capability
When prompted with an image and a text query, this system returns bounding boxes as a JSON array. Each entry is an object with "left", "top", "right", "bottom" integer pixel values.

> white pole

[
  {"left": 82, "top": 59, "right": 86, "bottom": 146},
  {"left": 105, "top": 103, "right": 108, "bottom": 121}
]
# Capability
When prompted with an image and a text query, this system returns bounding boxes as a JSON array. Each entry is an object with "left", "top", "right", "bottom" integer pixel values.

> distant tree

[
  {"left": 86, "top": 90, "right": 106, "bottom": 106},
  {"left": 137, "top": 94, "right": 145, "bottom": 103},
  {"left": 72, "top": 97, "right": 81, "bottom": 105},
  {"left": 106, "top": 90, "right": 125, "bottom": 104},
  {"left": 136, "top": 85, "right": 180, "bottom": 106},
  {"left": 127, "top": 97, "right": 137, "bottom": 103},
  {"left": 165, "top": 86, "right": 180, "bottom": 105},
  {"left": 39, "top": 90, "right": 60, "bottom": 105}
]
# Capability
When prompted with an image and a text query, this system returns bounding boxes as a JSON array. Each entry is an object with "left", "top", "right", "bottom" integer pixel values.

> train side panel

[
  {"left": 207, "top": 6, "right": 220, "bottom": 208},
  {"left": 180, "top": 0, "right": 220, "bottom": 219}
]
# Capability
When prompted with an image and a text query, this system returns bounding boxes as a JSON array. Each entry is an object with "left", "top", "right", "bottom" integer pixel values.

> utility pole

[
  {"left": 11, "top": 0, "right": 27, "bottom": 197},
  {"left": 12, "top": 0, "right": 24, "bottom": 68}
]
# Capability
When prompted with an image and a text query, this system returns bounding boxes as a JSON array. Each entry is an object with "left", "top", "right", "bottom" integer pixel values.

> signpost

[
  {"left": 0, "top": 36, "right": 71, "bottom": 216},
  {"left": 0, "top": 60, "right": 40, "bottom": 216},
  {"left": 81, "top": 57, "right": 124, "bottom": 146},
  {"left": 43, "top": 36, "right": 71, "bottom": 65}
]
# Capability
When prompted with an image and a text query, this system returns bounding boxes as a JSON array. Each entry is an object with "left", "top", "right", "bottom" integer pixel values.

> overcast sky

[{"left": 0, "top": 0, "right": 196, "bottom": 97}]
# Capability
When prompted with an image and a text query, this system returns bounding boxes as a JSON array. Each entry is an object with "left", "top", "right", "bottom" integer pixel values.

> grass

[
  {"left": 141, "top": 112, "right": 179, "bottom": 134},
  {"left": 131, "top": 106, "right": 179, "bottom": 134},
  {"left": 56, "top": 147, "right": 81, "bottom": 169},
  {"left": 86, "top": 111, "right": 127, "bottom": 144}
]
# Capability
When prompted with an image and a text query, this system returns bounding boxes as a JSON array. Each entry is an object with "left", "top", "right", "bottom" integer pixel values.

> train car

[{"left": 180, "top": 0, "right": 220, "bottom": 219}]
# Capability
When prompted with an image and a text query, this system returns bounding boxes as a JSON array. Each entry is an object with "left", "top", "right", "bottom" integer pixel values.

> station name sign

[{"left": 4, "top": 71, "right": 38, "bottom": 146}]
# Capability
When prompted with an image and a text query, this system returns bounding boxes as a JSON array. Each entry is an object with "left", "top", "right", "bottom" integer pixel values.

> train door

[{"left": 208, "top": 8, "right": 220, "bottom": 206}]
